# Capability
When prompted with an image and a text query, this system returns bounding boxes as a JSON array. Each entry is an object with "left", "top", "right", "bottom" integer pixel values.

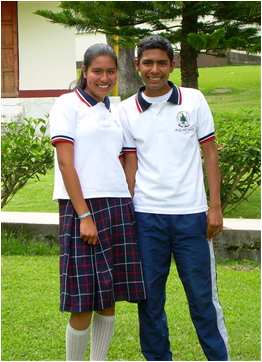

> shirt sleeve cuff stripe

[
  {"left": 51, "top": 135, "right": 74, "bottom": 141},
  {"left": 51, "top": 138, "right": 74, "bottom": 146},
  {"left": 51, "top": 135, "right": 74, "bottom": 143},
  {"left": 122, "top": 147, "right": 137, "bottom": 153},
  {"left": 199, "top": 132, "right": 214, "bottom": 141},
  {"left": 199, "top": 135, "right": 216, "bottom": 144}
]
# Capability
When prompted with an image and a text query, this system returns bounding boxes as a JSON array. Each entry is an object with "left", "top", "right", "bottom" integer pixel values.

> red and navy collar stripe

[
  {"left": 135, "top": 81, "right": 182, "bottom": 113},
  {"left": 75, "top": 87, "right": 110, "bottom": 110}
]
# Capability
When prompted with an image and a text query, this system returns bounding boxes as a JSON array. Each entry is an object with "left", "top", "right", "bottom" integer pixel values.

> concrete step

[{"left": 1, "top": 211, "right": 261, "bottom": 261}]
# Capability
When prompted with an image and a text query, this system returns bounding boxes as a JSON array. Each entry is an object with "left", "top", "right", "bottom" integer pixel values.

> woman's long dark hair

[{"left": 77, "top": 43, "right": 118, "bottom": 90}]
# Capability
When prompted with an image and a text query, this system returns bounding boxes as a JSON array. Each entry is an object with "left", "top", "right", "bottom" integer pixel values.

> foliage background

[{"left": 1, "top": 118, "right": 53, "bottom": 207}]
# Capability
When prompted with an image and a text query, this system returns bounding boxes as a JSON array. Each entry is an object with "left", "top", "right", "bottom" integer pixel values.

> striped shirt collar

[
  {"left": 75, "top": 87, "right": 110, "bottom": 110},
  {"left": 136, "top": 81, "right": 182, "bottom": 113}
]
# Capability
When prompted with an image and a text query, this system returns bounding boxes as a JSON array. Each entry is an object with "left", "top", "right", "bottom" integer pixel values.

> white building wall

[
  {"left": 18, "top": 1, "right": 76, "bottom": 90},
  {"left": 76, "top": 32, "right": 106, "bottom": 62}
]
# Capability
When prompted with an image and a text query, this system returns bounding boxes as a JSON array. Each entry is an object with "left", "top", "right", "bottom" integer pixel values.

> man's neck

[{"left": 144, "top": 83, "right": 172, "bottom": 97}]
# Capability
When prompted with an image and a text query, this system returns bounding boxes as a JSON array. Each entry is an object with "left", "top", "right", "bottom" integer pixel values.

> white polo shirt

[
  {"left": 118, "top": 81, "right": 215, "bottom": 214},
  {"left": 50, "top": 87, "right": 130, "bottom": 200}
]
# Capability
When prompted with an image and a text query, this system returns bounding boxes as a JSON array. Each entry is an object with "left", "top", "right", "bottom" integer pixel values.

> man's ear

[{"left": 134, "top": 57, "right": 139, "bottom": 71}]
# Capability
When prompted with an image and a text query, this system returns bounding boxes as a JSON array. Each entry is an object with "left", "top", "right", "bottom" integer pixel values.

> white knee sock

[
  {"left": 90, "top": 313, "right": 115, "bottom": 361},
  {"left": 66, "top": 322, "right": 90, "bottom": 361}
]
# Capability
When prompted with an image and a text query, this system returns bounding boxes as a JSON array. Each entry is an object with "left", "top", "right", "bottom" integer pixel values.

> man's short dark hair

[{"left": 137, "top": 35, "right": 174, "bottom": 63}]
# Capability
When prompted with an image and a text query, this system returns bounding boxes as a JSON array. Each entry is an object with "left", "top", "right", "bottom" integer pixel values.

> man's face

[{"left": 136, "top": 48, "right": 175, "bottom": 96}]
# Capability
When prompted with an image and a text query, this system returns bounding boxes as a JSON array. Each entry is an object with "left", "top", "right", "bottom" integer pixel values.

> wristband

[{"left": 78, "top": 211, "right": 92, "bottom": 220}]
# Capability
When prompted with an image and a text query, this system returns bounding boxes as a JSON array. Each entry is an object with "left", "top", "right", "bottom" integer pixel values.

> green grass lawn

[
  {"left": 2, "top": 65, "right": 261, "bottom": 218},
  {"left": 3, "top": 169, "right": 58, "bottom": 213},
  {"left": 170, "top": 65, "right": 260, "bottom": 115},
  {"left": 2, "top": 250, "right": 260, "bottom": 361},
  {"left": 224, "top": 188, "right": 261, "bottom": 218}
]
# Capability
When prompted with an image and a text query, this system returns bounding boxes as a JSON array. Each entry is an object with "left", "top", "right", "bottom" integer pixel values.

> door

[{"left": 1, "top": 1, "right": 18, "bottom": 97}]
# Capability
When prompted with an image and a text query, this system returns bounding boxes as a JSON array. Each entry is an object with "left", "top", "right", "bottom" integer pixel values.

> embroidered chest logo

[{"left": 177, "top": 111, "right": 190, "bottom": 128}]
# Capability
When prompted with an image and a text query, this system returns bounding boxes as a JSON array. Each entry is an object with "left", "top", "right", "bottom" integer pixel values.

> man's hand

[
  {"left": 80, "top": 217, "right": 98, "bottom": 245},
  {"left": 207, "top": 205, "right": 223, "bottom": 240}
]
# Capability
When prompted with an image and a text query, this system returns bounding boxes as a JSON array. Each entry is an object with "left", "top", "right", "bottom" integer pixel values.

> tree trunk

[
  {"left": 106, "top": 35, "right": 142, "bottom": 99},
  {"left": 180, "top": 2, "right": 199, "bottom": 89},
  {"left": 118, "top": 46, "right": 143, "bottom": 99}
]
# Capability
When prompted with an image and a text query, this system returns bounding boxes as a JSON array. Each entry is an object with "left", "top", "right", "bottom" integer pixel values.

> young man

[{"left": 118, "top": 35, "right": 229, "bottom": 361}]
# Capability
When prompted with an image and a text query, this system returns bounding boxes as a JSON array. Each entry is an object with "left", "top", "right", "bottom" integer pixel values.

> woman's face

[{"left": 84, "top": 55, "right": 117, "bottom": 101}]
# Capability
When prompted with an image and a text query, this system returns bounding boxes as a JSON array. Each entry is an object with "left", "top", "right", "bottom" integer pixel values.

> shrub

[
  {"left": 215, "top": 110, "right": 260, "bottom": 212},
  {"left": 2, "top": 230, "right": 59, "bottom": 256},
  {"left": 1, "top": 117, "right": 53, "bottom": 207}
]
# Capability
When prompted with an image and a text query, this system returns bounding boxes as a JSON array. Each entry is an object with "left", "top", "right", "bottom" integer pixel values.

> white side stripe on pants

[{"left": 208, "top": 240, "right": 230, "bottom": 359}]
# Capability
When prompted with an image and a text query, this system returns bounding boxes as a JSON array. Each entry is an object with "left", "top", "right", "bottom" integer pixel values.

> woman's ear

[{"left": 82, "top": 65, "right": 87, "bottom": 79}]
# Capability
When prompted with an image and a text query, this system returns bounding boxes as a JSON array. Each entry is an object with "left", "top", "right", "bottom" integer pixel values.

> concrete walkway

[
  {"left": 1, "top": 211, "right": 260, "bottom": 230},
  {"left": 2, "top": 211, "right": 59, "bottom": 225}
]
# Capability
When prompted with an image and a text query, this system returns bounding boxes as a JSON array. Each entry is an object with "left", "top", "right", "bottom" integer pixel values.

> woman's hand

[{"left": 80, "top": 217, "right": 98, "bottom": 245}]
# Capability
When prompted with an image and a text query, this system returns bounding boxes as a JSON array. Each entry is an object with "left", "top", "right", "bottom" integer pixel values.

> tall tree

[
  {"left": 155, "top": 1, "right": 260, "bottom": 88},
  {"left": 36, "top": 1, "right": 260, "bottom": 92}
]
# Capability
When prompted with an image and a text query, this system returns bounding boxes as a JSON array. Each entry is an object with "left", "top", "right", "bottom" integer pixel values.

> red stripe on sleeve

[
  {"left": 51, "top": 139, "right": 74, "bottom": 146},
  {"left": 123, "top": 149, "right": 137, "bottom": 153},
  {"left": 199, "top": 135, "right": 216, "bottom": 144}
]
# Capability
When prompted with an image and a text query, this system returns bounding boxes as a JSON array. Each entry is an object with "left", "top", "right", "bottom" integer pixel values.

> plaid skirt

[{"left": 58, "top": 197, "right": 146, "bottom": 312}]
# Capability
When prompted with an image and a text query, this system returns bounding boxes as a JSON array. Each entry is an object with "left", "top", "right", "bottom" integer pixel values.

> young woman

[{"left": 49, "top": 44, "right": 146, "bottom": 361}]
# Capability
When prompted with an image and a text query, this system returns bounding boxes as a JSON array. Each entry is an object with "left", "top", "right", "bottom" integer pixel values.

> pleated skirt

[{"left": 58, "top": 197, "right": 146, "bottom": 312}]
